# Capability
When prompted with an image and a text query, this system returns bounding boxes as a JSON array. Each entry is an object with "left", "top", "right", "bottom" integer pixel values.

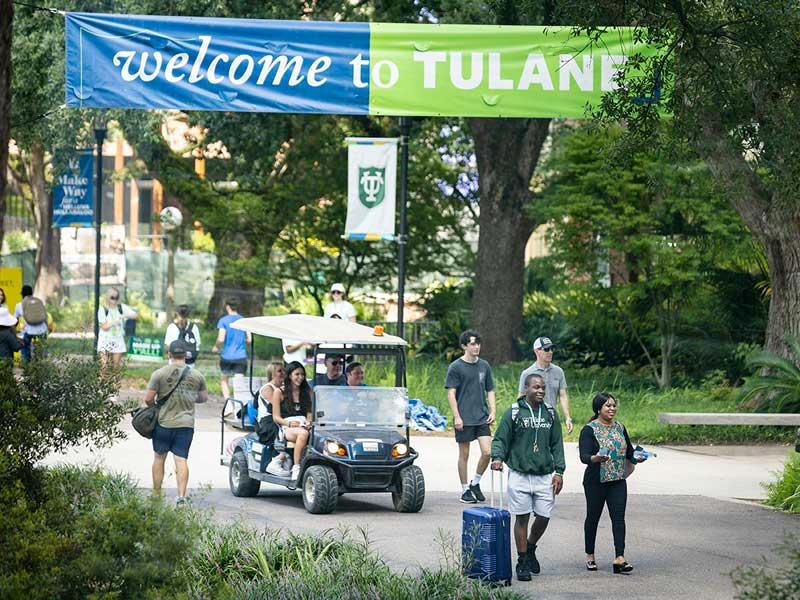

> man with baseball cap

[
  {"left": 144, "top": 339, "right": 209, "bottom": 505},
  {"left": 518, "top": 336, "right": 573, "bottom": 433},
  {"left": 323, "top": 283, "right": 356, "bottom": 322}
]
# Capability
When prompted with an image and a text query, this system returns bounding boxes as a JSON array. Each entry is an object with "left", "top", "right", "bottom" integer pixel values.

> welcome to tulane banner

[
  {"left": 346, "top": 139, "right": 397, "bottom": 241},
  {"left": 65, "top": 12, "right": 653, "bottom": 118}
]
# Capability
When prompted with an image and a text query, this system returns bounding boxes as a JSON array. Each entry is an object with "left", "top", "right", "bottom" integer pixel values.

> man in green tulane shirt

[
  {"left": 491, "top": 373, "right": 566, "bottom": 582},
  {"left": 144, "top": 340, "right": 209, "bottom": 505}
]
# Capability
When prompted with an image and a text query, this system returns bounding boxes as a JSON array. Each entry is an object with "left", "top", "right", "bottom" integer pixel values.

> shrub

[
  {"left": 738, "top": 335, "right": 800, "bottom": 413},
  {"left": 0, "top": 466, "right": 201, "bottom": 599},
  {"left": 732, "top": 534, "right": 800, "bottom": 599},
  {"left": 764, "top": 453, "right": 800, "bottom": 513},
  {"left": 0, "top": 355, "right": 124, "bottom": 493}
]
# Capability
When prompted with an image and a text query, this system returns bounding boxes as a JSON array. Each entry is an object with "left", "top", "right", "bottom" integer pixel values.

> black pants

[{"left": 584, "top": 479, "right": 627, "bottom": 556}]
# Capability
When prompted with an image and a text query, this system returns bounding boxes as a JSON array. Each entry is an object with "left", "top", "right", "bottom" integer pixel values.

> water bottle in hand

[{"left": 633, "top": 445, "right": 656, "bottom": 461}]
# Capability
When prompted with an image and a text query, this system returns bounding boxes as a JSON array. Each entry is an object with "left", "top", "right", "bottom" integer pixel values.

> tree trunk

[
  {"left": 697, "top": 125, "right": 800, "bottom": 363},
  {"left": 0, "top": 0, "right": 12, "bottom": 254},
  {"left": 28, "top": 143, "right": 62, "bottom": 302},
  {"left": 467, "top": 117, "right": 551, "bottom": 364}
]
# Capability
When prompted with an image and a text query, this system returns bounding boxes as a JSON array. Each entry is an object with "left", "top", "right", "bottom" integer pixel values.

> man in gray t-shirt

[
  {"left": 445, "top": 330, "right": 496, "bottom": 504},
  {"left": 518, "top": 336, "right": 573, "bottom": 433}
]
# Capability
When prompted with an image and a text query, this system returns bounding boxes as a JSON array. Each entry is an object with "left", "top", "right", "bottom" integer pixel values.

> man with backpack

[
  {"left": 164, "top": 305, "right": 201, "bottom": 367},
  {"left": 13, "top": 284, "right": 51, "bottom": 361},
  {"left": 491, "top": 373, "right": 566, "bottom": 581}
]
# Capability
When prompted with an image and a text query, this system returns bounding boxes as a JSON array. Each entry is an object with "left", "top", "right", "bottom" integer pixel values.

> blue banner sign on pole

[
  {"left": 53, "top": 150, "right": 94, "bottom": 228},
  {"left": 65, "top": 12, "right": 370, "bottom": 115}
]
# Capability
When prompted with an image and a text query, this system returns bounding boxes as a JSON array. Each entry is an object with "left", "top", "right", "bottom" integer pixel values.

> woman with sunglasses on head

[
  {"left": 97, "top": 287, "right": 137, "bottom": 369},
  {"left": 579, "top": 392, "right": 647, "bottom": 574},
  {"left": 270, "top": 361, "right": 313, "bottom": 486}
]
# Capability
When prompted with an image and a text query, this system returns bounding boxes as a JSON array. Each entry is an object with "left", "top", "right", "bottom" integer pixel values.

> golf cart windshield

[{"left": 314, "top": 386, "right": 408, "bottom": 428}]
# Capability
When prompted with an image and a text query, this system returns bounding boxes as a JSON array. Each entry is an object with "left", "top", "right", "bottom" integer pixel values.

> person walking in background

[
  {"left": 579, "top": 392, "right": 645, "bottom": 574},
  {"left": 445, "top": 330, "right": 496, "bottom": 504},
  {"left": 144, "top": 340, "right": 209, "bottom": 505},
  {"left": 14, "top": 284, "right": 51, "bottom": 361},
  {"left": 164, "top": 304, "right": 201, "bottom": 366},
  {"left": 96, "top": 287, "right": 137, "bottom": 369},
  {"left": 323, "top": 283, "right": 356, "bottom": 322},
  {"left": 0, "top": 287, "right": 7, "bottom": 309},
  {"left": 211, "top": 297, "right": 251, "bottom": 400},
  {"left": 0, "top": 307, "right": 23, "bottom": 360},
  {"left": 518, "top": 336, "right": 574, "bottom": 434},
  {"left": 491, "top": 373, "right": 566, "bottom": 581}
]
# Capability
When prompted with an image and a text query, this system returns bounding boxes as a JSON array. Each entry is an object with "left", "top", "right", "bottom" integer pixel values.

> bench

[{"left": 658, "top": 413, "right": 800, "bottom": 426}]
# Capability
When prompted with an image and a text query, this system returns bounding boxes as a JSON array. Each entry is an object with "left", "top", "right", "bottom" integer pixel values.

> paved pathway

[{"left": 44, "top": 398, "right": 798, "bottom": 599}]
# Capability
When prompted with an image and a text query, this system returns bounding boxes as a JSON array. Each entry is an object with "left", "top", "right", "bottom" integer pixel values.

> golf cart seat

[{"left": 221, "top": 375, "right": 262, "bottom": 430}]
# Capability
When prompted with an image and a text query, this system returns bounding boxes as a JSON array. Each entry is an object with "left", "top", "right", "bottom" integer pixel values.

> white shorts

[
  {"left": 97, "top": 336, "right": 127, "bottom": 354},
  {"left": 507, "top": 469, "right": 556, "bottom": 518}
]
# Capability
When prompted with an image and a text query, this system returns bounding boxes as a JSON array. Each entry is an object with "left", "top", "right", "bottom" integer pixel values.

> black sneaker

[
  {"left": 516, "top": 555, "right": 532, "bottom": 581},
  {"left": 469, "top": 483, "right": 486, "bottom": 502},
  {"left": 460, "top": 488, "right": 478, "bottom": 504},
  {"left": 527, "top": 545, "right": 540, "bottom": 575}
]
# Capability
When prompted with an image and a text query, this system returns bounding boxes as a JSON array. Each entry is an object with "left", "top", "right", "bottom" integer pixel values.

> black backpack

[{"left": 177, "top": 324, "right": 198, "bottom": 364}]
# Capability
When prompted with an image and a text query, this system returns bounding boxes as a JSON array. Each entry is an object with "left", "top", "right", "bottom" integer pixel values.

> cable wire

[{"left": 10, "top": 0, "right": 65, "bottom": 15}]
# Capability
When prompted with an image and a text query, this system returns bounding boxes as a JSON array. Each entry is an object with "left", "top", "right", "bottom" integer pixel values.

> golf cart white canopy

[{"left": 230, "top": 314, "right": 408, "bottom": 346}]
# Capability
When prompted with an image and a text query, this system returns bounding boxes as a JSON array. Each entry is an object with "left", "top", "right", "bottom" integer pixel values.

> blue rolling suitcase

[{"left": 462, "top": 470, "right": 512, "bottom": 586}]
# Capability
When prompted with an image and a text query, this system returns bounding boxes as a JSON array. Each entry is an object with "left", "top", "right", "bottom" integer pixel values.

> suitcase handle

[{"left": 490, "top": 467, "right": 505, "bottom": 510}]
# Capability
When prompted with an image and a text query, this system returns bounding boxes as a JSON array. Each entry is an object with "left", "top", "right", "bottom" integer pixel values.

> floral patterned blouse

[{"left": 579, "top": 420, "right": 635, "bottom": 484}]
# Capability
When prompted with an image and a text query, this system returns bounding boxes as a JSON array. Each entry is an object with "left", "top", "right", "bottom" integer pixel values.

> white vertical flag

[{"left": 345, "top": 138, "right": 398, "bottom": 241}]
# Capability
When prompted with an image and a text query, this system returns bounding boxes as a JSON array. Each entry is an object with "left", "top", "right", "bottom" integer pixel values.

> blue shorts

[{"left": 152, "top": 423, "right": 194, "bottom": 458}]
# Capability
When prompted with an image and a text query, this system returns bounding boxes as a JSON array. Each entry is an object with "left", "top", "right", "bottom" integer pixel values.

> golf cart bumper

[{"left": 307, "top": 449, "right": 419, "bottom": 492}]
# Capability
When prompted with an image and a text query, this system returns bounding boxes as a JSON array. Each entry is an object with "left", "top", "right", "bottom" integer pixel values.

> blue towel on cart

[{"left": 408, "top": 398, "right": 447, "bottom": 431}]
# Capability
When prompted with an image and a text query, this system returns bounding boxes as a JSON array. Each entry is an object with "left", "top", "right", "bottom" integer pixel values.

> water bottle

[
  {"left": 633, "top": 445, "right": 656, "bottom": 461},
  {"left": 598, "top": 447, "right": 610, "bottom": 457}
]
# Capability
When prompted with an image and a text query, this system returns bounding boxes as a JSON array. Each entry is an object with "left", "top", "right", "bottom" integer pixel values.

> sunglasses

[
  {"left": 329, "top": 360, "right": 343, "bottom": 366},
  {"left": 331, "top": 290, "right": 343, "bottom": 295},
  {"left": 109, "top": 295, "right": 119, "bottom": 300}
]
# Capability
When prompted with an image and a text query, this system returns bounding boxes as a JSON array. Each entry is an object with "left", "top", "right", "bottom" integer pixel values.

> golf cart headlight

[
  {"left": 325, "top": 440, "right": 347, "bottom": 456},
  {"left": 392, "top": 443, "right": 409, "bottom": 457}
]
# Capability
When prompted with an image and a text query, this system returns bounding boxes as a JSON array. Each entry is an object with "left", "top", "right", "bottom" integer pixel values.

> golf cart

[{"left": 219, "top": 314, "right": 425, "bottom": 515}]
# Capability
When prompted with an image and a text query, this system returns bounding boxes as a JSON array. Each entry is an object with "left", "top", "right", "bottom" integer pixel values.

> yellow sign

[{"left": 0, "top": 267, "right": 22, "bottom": 313}]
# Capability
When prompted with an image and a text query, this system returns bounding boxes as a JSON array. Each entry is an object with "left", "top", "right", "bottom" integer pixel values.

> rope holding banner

[{"left": 11, "top": 0, "right": 65, "bottom": 15}]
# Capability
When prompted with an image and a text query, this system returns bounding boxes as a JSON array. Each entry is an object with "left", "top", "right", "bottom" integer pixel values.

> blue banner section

[
  {"left": 53, "top": 150, "right": 94, "bottom": 228},
  {"left": 65, "top": 12, "right": 370, "bottom": 114}
]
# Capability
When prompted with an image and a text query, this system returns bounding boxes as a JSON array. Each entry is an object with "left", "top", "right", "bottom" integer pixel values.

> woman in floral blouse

[{"left": 579, "top": 392, "right": 646, "bottom": 574}]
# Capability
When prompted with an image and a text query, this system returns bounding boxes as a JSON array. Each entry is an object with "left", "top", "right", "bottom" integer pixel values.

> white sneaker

[
  {"left": 290, "top": 464, "right": 300, "bottom": 481},
  {"left": 266, "top": 456, "right": 290, "bottom": 477}
]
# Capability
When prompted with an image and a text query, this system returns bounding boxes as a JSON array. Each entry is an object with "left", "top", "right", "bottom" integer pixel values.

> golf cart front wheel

[
  {"left": 392, "top": 465, "right": 425, "bottom": 512},
  {"left": 302, "top": 465, "right": 339, "bottom": 514},
  {"left": 229, "top": 449, "right": 260, "bottom": 497}
]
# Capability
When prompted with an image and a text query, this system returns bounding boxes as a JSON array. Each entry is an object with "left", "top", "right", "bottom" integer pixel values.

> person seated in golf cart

[
  {"left": 271, "top": 361, "right": 313, "bottom": 483},
  {"left": 315, "top": 353, "right": 347, "bottom": 387},
  {"left": 345, "top": 361, "right": 366, "bottom": 387}
]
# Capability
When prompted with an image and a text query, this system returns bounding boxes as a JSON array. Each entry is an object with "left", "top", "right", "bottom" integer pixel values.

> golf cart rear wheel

[
  {"left": 302, "top": 465, "right": 339, "bottom": 514},
  {"left": 229, "top": 449, "right": 260, "bottom": 497},
  {"left": 393, "top": 465, "right": 425, "bottom": 513}
]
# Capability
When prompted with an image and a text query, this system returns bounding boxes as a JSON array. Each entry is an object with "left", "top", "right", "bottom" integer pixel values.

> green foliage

[
  {"left": 0, "top": 355, "right": 124, "bottom": 487},
  {"left": 732, "top": 534, "right": 800, "bottom": 599},
  {"left": 764, "top": 454, "right": 800, "bottom": 514},
  {"left": 738, "top": 336, "right": 800, "bottom": 413},
  {"left": 417, "top": 280, "right": 472, "bottom": 362},
  {"left": 0, "top": 466, "right": 201, "bottom": 600},
  {"left": 189, "top": 523, "right": 521, "bottom": 600},
  {"left": 536, "top": 124, "right": 756, "bottom": 388},
  {"left": 1, "top": 230, "right": 36, "bottom": 254}
]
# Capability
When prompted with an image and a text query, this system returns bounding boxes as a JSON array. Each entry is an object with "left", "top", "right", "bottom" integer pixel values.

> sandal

[
  {"left": 613, "top": 561, "right": 633, "bottom": 574},
  {"left": 586, "top": 560, "right": 598, "bottom": 571}
]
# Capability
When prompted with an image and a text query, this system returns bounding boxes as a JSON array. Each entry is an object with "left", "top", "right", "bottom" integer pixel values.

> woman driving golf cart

[{"left": 271, "top": 361, "right": 313, "bottom": 484}]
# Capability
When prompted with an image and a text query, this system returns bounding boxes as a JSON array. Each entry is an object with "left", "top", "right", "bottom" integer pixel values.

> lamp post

[
  {"left": 396, "top": 116, "right": 411, "bottom": 386},
  {"left": 93, "top": 111, "right": 106, "bottom": 357}
]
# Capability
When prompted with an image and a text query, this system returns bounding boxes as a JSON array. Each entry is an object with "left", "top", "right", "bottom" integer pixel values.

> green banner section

[{"left": 369, "top": 24, "right": 652, "bottom": 118}]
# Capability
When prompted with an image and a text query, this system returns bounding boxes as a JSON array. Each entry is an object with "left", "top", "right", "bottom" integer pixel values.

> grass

[
  {"left": 44, "top": 331, "right": 795, "bottom": 444},
  {"left": 764, "top": 453, "right": 800, "bottom": 513}
]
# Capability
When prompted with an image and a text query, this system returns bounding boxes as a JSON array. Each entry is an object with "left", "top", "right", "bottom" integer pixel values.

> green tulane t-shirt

[
  {"left": 444, "top": 357, "right": 495, "bottom": 426},
  {"left": 148, "top": 365, "right": 207, "bottom": 429}
]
